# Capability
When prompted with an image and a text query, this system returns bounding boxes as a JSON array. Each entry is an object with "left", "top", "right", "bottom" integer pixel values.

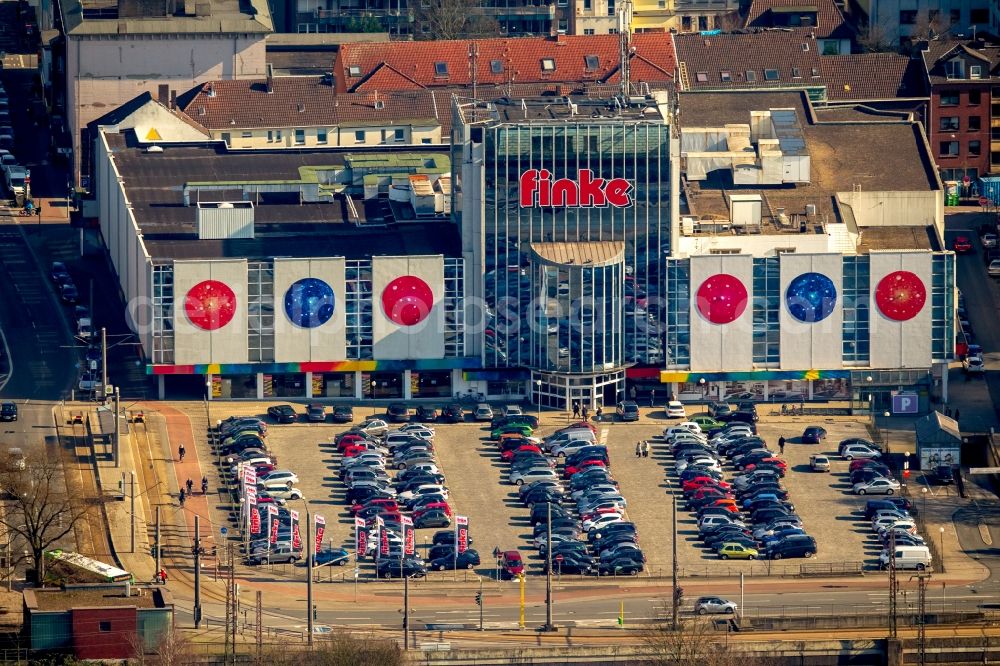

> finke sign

[{"left": 519, "top": 169, "right": 633, "bottom": 208}]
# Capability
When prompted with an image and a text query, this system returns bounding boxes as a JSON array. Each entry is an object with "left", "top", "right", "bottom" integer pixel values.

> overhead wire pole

[
  {"left": 888, "top": 531, "right": 898, "bottom": 639},
  {"left": 194, "top": 515, "right": 203, "bottom": 629},
  {"left": 306, "top": 508, "right": 314, "bottom": 645},
  {"left": 671, "top": 492, "right": 678, "bottom": 631},
  {"left": 255, "top": 590, "right": 263, "bottom": 664},
  {"left": 100, "top": 327, "right": 107, "bottom": 397},
  {"left": 154, "top": 507, "right": 161, "bottom": 575},
  {"left": 113, "top": 387, "right": 120, "bottom": 467},
  {"left": 543, "top": 501, "right": 554, "bottom": 631}
]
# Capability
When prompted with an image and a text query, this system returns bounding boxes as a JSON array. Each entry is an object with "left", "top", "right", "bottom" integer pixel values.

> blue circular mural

[
  {"left": 785, "top": 272, "right": 837, "bottom": 323},
  {"left": 284, "top": 278, "right": 335, "bottom": 328}
]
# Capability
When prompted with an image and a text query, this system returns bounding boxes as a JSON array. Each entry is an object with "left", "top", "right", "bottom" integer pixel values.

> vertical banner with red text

[
  {"left": 290, "top": 510, "right": 301, "bottom": 551},
  {"left": 314, "top": 514, "right": 326, "bottom": 555},
  {"left": 355, "top": 517, "right": 367, "bottom": 555},
  {"left": 456, "top": 515, "right": 469, "bottom": 554},
  {"left": 401, "top": 515, "right": 414, "bottom": 556},
  {"left": 267, "top": 505, "right": 279, "bottom": 548}
]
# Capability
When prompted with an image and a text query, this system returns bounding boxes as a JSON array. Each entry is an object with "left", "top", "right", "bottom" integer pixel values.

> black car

[
  {"left": 531, "top": 502, "right": 570, "bottom": 525},
  {"left": 723, "top": 409, "right": 758, "bottom": 424},
  {"left": 60, "top": 282, "right": 79, "bottom": 304},
  {"left": 0, "top": 402, "right": 16, "bottom": 422},
  {"left": 750, "top": 508, "right": 796, "bottom": 525},
  {"left": 430, "top": 549, "right": 481, "bottom": 570},
  {"left": 439, "top": 403, "right": 465, "bottom": 423},
  {"left": 414, "top": 509, "right": 451, "bottom": 529},
  {"left": 931, "top": 465, "right": 955, "bottom": 484},
  {"left": 331, "top": 405, "right": 354, "bottom": 423},
  {"left": 347, "top": 486, "right": 395, "bottom": 505},
  {"left": 596, "top": 556, "right": 643, "bottom": 576},
  {"left": 588, "top": 522, "right": 637, "bottom": 542},
  {"left": 544, "top": 554, "right": 594, "bottom": 574},
  {"left": 50, "top": 261, "right": 70, "bottom": 283},
  {"left": 377, "top": 557, "right": 427, "bottom": 579},
  {"left": 431, "top": 530, "right": 475, "bottom": 547},
  {"left": 839, "top": 437, "right": 875, "bottom": 455},
  {"left": 801, "top": 426, "right": 827, "bottom": 444},
  {"left": 387, "top": 403, "right": 410, "bottom": 423},
  {"left": 616, "top": 401, "right": 640, "bottom": 422},
  {"left": 413, "top": 405, "right": 438, "bottom": 422},
  {"left": 766, "top": 536, "right": 817, "bottom": 560},
  {"left": 267, "top": 404, "right": 297, "bottom": 423}
]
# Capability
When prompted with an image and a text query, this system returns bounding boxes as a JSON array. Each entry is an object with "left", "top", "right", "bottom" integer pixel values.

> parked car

[
  {"left": 953, "top": 236, "right": 973, "bottom": 253},
  {"left": 665, "top": 401, "right": 686, "bottom": 418},
  {"left": 854, "top": 478, "right": 901, "bottom": 495},
  {"left": 809, "top": 455, "right": 830, "bottom": 472},
  {"left": 474, "top": 404, "right": 494, "bottom": 421},
  {"left": 765, "top": 536, "right": 817, "bottom": 559},
  {"left": 439, "top": 403, "right": 465, "bottom": 423},
  {"left": 717, "top": 542, "right": 758, "bottom": 560},
  {"left": 331, "top": 405, "right": 354, "bottom": 423},
  {"left": 386, "top": 403, "right": 410, "bottom": 423},
  {"left": 267, "top": 404, "right": 297, "bottom": 423},
  {"left": 616, "top": 401, "right": 640, "bottom": 422},
  {"left": 931, "top": 465, "right": 955, "bottom": 484},
  {"left": 377, "top": 557, "right": 427, "bottom": 579},
  {"left": 801, "top": 426, "right": 827, "bottom": 443},
  {"left": 842, "top": 444, "right": 882, "bottom": 461},
  {"left": 695, "top": 596, "right": 738, "bottom": 615},
  {"left": 314, "top": 548, "right": 351, "bottom": 566},
  {"left": 306, "top": 403, "right": 326, "bottom": 422},
  {"left": 413, "top": 405, "right": 438, "bottom": 422}
]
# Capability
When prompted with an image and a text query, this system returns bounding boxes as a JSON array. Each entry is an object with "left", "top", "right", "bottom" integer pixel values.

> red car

[
  {"left": 953, "top": 236, "right": 973, "bottom": 253},
  {"left": 350, "top": 498, "right": 399, "bottom": 515},
  {"left": 691, "top": 486, "right": 732, "bottom": 501},
  {"left": 850, "top": 458, "right": 887, "bottom": 473},
  {"left": 744, "top": 458, "right": 787, "bottom": 473},
  {"left": 413, "top": 501, "right": 452, "bottom": 519},
  {"left": 558, "top": 421, "right": 598, "bottom": 434},
  {"left": 705, "top": 498, "right": 740, "bottom": 513},
  {"left": 342, "top": 443, "right": 372, "bottom": 457},
  {"left": 580, "top": 507, "right": 623, "bottom": 522},
  {"left": 337, "top": 433, "right": 367, "bottom": 451},
  {"left": 682, "top": 477, "right": 731, "bottom": 493},
  {"left": 564, "top": 459, "right": 607, "bottom": 477},
  {"left": 501, "top": 444, "right": 541, "bottom": 462},
  {"left": 500, "top": 551, "right": 524, "bottom": 579}
]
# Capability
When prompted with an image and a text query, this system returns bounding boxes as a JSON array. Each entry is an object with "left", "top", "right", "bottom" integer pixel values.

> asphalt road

[{"left": 0, "top": 217, "right": 76, "bottom": 400}]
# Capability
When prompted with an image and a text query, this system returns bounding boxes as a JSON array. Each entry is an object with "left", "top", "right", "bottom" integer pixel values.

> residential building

[
  {"left": 332, "top": 33, "right": 676, "bottom": 94},
  {"left": 571, "top": 0, "right": 617, "bottom": 35},
  {"left": 265, "top": 32, "right": 389, "bottom": 77},
  {"left": 176, "top": 77, "right": 449, "bottom": 149},
  {"left": 920, "top": 39, "right": 1000, "bottom": 184},
  {"left": 631, "top": 0, "right": 740, "bottom": 33},
  {"left": 743, "top": 0, "right": 853, "bottom": 55},
  {"left": 61, "top": 0, "right": 273, "bottom": 187},
  {"left": 24, "top": 585, "right": 174, "bottom": 660},
  {"left": 856, "top": 0, "right": 989, "bottom": 48},
  {"left": 668, "top": 89, "right": 952, "bottom": 410}
]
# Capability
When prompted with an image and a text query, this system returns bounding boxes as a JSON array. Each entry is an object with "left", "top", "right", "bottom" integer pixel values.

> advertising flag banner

[
  {"left": 315, "top": 514, "right": 326, "bottom": 555},
  {"left": 290, "top": 510, "right": 301, "bottom": 551},
  {"left": 401, "top": 515, "right": 414, "bottom": 556},
  {"left": 250, "top": 507, "right": 261, "bottom": 534},
  {"left": 355, "top": 517, "right": 367, "bottom": 555},
  {"left": 244, "top": 486, "right": 257, "bottom": 506},
  {"left": 242, "top": 466, "right": 257, "bottom": 486},
  {"left": 380, "top": 529, "right": 390, "bottom": 557},
  {"left": 270, "top": 513, "right": 280, "bottom": 545},
  {"left": 456, "top": 515, "right": 469, "bottom": 554},
  {"left": 267, "top": 505, "right": 278, "bottom": 545}
]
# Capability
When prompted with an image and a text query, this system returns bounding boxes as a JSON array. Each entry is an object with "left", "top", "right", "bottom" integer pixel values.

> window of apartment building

[
  {"left": 811, "top": 67, "right": 820, "bottom": 77},
  {"left": 949, "top": 9, "right": 960, "bottom": 24},
  {"left": 490, "top": 59, "right": 504, "bottom": 74},
  {"left": 584, "top": 55, "right": 600, "bottom": 71},
  {"left": 422, "top": 138, "right": 432, "bottom": 144},
  {"left": 764, "top": 69, "right": 780, "bottom": 81},
  {"left": 241, "top": 131, "right": 252, "bottom": 139},
  {"left": 971, "top": 65, "right": 983, "bottom": 79},
  {"left": 558, "top": 0, "right": 568, "bottom": 5},
  {"left": 791, "top": 67, "right": 801, "bottom": 78},
  {"left": 944, "top": 60, "right": 965, "bottom": 79},
  {"left": 541, "top": 58, "right": 556, "bottom": 72},
  {"left": 939, "top": 116, "right": 960, "bottom": 131},
  {"left": 221, "top": 132, "right": 231, "bottom": 146},
  {"left": 394, "top": 129, "right": 405, "bottom": 142},
  {"left": 583, "top": 0, "right": 591, "bottom": 8},
  {"left": 355, "top": 130, "right": 365, "bottom": 144},
  {"left": 972, "top": 8, "right": 989, "bottom": 23},
  {"left": 558, "top": 18, "right": 568, "bottom": 32},
  {"left": 99, "top": 622, "right": 112, "bottom": 632},
  {"left": 274, "top": 130, "right": 282, "bottom": 142},
  {"left": 720, "top": 70, "right": 732, "bottom": 82},
  {"left": 899, "top": 10, "right": 916, "bottom": 24},
  {"left": 746, "top": 70, "right": 757, "bottom": 82},
  {"left": 294, "top": 129, "right": 305, "bottom": 145},
  {"left": 584, "top": 28, "right": 595, "bottom": 34},
  {"left": 607, "top": 0, "right": 615, "bottom": 16},
  {"left": 940, "top": 141, "right": 960, "bottom": 156},
  {"left": 348, "top": 65, "right": 361, "bottom": 77},
  {"left": 681, "top": 16, "right": 691, "bottom": 30},
  {"left": 695, "top": 71, "right": 708, "bottom": 82},
  {"left": 822, "top": 41, "right": 840, "bottom": 55},
  {"left": 267, "top": 130, "right": 274, "bottom": 143},
  {"left": 970, "top": 140, "right": 982, "bottom": 156},
  {"left": 969, "top": 116, "right": 982, "bottom": 131},
  {"left": 969, "top": 90, "right": 982, "bottom": 104},
  {"left": 939, "top": 92, "right": 960, "bottom": 106},
  {"left": 317, "top": 128, "right": 328, "bottom": 144},
  {"left": 658, "top": 0, "right": 666, "bottom": 7}
]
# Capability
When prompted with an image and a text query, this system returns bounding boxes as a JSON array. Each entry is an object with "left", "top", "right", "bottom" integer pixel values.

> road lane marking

[{"left": 599, "top": 428, "right": 608, "bottom": 445}]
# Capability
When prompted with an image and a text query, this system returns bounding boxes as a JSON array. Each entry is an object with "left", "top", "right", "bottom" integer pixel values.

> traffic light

[
  {"left": 475, "top": 592, "right": 482, "bottom": 606},
  {"left": 673, "top": 586, "right": 684, "bottom": 607}
]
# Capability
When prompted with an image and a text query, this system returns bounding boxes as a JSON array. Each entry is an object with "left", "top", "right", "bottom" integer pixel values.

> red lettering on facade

[{"left": 518, "top": 169, "right": 633, "bottom": 208}]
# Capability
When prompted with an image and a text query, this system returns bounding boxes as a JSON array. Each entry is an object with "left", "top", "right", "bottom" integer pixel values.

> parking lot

[{"left": 198, "top": 403, "right": 928, "bottom": 578}]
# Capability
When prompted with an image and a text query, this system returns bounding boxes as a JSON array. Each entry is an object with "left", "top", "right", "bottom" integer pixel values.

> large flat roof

[
  {"left": 678, "top": 89, "right": 938, "bottom": 236},
  {"left": 105, "top": 132, "right": 460, "bottom": 260},
  {"left": 63, "top": 0, "right": 273, "bottom": 36}
]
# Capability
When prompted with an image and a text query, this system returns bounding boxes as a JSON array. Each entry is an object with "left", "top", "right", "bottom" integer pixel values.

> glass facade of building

[
  {"left": 841, "top": 256, "right": 871, "bottom": 365},
  {"left": 752, "top": 257, "right": 781, "bottom": 366},
  {"left": 480, "top": 120, "right": 672, "bottom": 370},
  {"left": 931, "top": 253, "right": 955, "bottom": 362}
]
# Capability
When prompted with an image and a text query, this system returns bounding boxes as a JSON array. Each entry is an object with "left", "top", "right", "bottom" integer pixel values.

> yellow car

[{"left": 717, "top": 543, "right": 758, "bottom": 560}]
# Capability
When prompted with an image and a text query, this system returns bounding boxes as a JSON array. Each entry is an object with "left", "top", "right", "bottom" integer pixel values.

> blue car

[
  {"left": 314, "top": 547, "right": 351, "bottom": 567},
  {"left": 759, "top": 528, "right": 806, "bottom": 549}
]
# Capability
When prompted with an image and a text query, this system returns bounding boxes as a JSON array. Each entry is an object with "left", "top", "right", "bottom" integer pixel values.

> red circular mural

[
  {"left": 184, "top": 280, "right": 237, "bottom": 330},
  {"left": 381, "top": 275, "right": 434, "bottom": 326},
  {"left": 874, "top": 270, "right": 926, "bottom": 321},
  {"left": 695, "top": 273, "right": 749, "bottom": 325}
]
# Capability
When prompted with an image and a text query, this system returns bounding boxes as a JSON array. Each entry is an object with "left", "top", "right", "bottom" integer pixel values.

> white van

[
  {"left": 543, "top": 428, "right": 596, "bottom": 452},
  {"left": 879, "top": 545, "right": 931, "bottom": 571}
]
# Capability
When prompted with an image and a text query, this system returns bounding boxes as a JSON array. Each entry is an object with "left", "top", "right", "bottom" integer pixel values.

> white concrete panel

[
  {"left": 869, "top": 252, "right": 933, "bottom": 369},
  {"left": 173, "top": 260, "right": 248, "bottom": 365},
  {"left": 689, "top": 254, "right": 753, "bottom": 372},
  {"left": 372, "top": 255, "right": 445, "bottom": 360},
  {"left": 274, "top": 258, "right": 348, "bottom": 362},
  {"left": 779, "top": 253, "right": 843, "bottom": 370}
]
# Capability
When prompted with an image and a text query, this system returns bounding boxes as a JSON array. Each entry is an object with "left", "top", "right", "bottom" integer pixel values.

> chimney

[
  {"left": 169, "top": 89, "right": 177, "bottom": 109},
  {"left": 206, "top": 83, "right": 215, "bottom": 98},
  {"left": 266, "top": 64, "right": 274, "bottom": 94},
  {"left": 157, "top": 84, "right": 169, "bottom": 106}
]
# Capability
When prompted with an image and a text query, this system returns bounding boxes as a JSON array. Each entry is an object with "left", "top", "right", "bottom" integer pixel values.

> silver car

[
  {"left": 509, "top": 467, "right": 558, "bottom": 486},
  {"left": 853, "top": 478, "right": 901, "bottom": 495},
  {"left": 695, "top": 596, "right": 738, "bottom": 615},
  {"left": 474, "top": 403, "right": 494, "bottom": 421}
]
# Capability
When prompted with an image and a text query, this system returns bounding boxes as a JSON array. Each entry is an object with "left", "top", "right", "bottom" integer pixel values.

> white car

[
  {"left": 358, "top": 419, "right": 389, "bottom": 436},
  {"left": 259, "top": 470, "right": 299, "bottom": 488},
  {"left": 982, "top": 232, "right": 997, "bottom": 248},
  {"left": 342, "top": 453, "right": 386, "bottom": 469},
  {"left": 674, "top": 422, "right": 704, "bottom": 435},
  {"left": 398, "top": 484, "right": 449, "bottom": 502},
  {"left": 259, "top": 484, "right": 303, "bottom": 501},
  {"left": 964, "top": 355, "right": 985, "bottom": 374},
  {"left": 399, "top": 423, "right": 435, "bottom": 436},
  {"left": 665, "top": 401, "right": 686, "bottom": 418},
  {"left": 228, "top": 455, "right": 273, "bottom": 472},
  {"left": 551, "top": 441, "right": 607, "bottom": 458},
  {"left": 877, "top": 519, "right": 917, "bottom": 536},
  {"left": 664, "top": 425, "right": 705, "bottom": 439},
  {"left": 402, "top": 462, "right": 440, "bottom": 476},
  {"left": 474, "top": 404, "right": 494, "bottom": 421},
  {"left": 364, "top": 530, "right": 402, "bottom": 557},
  {"left": 675, "top": 457, "right": 721, "bottom": 474},
  {"left": 509, "top": 467, "right": 558, "bottom": 486},
  {"left": 583, "top": 512, "right": 625, "bottom": 533}
]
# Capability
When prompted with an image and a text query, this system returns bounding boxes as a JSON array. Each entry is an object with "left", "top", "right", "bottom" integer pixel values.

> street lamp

[
  {"left": 939, "top": 527, "right": 945, "bottom": 572},
  {"left": 922, "top": 487, "right": 928, "bottom": 517},
  {"left": 535, "top": 379, "right": 542, "bottom": 419},
  {"left": 883, "top": 411, "right": 891, "bottom": 454}
]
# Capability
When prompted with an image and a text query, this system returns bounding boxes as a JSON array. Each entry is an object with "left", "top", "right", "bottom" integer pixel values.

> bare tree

[
  {"left": 0, "top": 451, "right": 97, "bottom": 584},
  {"left": 715, "top": 11, "right": 742, "bottom": 32},
  {"left": 906, "top": 11, "right": 950, "bottom": 50},
  {"left": 127, "top": 624, "right": 194, "bottom": 665},
  {"left": 261, "top": 632, "right": 404, "bottom": 666},
  {"left": 857, "top": 18, "right": 898, "bottom": 53},
  {"left": 643, "top": 600, "right": 783, "bottom": 665},
  {"left": 413, "top": 0, "right": 502, "bottom": 40}
]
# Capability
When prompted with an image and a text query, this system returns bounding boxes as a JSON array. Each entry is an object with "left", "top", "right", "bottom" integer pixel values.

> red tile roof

[
  {"left": 821, "top": 52, "right": 927, "bottom": 101},
  {"left": 673, "top": 29, "right": 823, "bottom": 90},
  {"left": 744, "top": 0, "right": 853, "bottom": 40},
  {"left": 176, "top": 78, "right": 444, "bottom": 131},
  {"left": 334, "top": 34, "right": 675, "bottom": 93}
]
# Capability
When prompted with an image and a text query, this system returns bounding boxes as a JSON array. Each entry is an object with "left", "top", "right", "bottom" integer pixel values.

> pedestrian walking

[
  {"left": 201, "top": 476, "right": 208, "bottom": 494},
  {"left": 596, "top": 406, "right": 603, "bottom": 422},
  {"left": 582, "top": 405, "right": 589, "bottom": 421},
  {"left": 629, "top": 386, "right": 637, "bottom": 401},
  {"left": 635, "top": 442, "right": 642, "bottom": 458},
  {"left": 641, "top": 441, "right": 649, "bottom": 458},
  {"left": 573, "top": 402, "right": 580, "bottom": 419},
  {"left": 186, "top": 478, "right": 193, "bottom": 494},
  {"left": 179, "top": 488, "right": 186, "bottom": 507},
  {"left": 778, "top": 436, "right": 786, "bottom": 455},
  {"left": 650, "top": 389, "right": 656, "bottom": 408},
  {"left": 178, "top": 444, "right": 186, "bottom": 462},
  {"left": 157, "top": 568, "right": 167, "bottom": 584}
]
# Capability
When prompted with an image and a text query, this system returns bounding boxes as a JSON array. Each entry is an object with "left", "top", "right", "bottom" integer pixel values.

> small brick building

[{"left": 24, "top": 584, "right": 174, "bottom": 660}]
